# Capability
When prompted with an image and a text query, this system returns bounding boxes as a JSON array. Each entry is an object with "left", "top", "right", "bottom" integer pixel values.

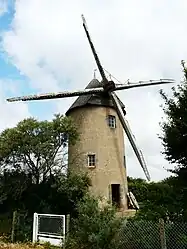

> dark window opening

[
  {"left": 88, "top": 154, "right": 96, "bottom": 167},
  {"left": 124, "top": 156, "right": 126, "bottom": 168},
  {"left": 111, "top": 184, "right": 120, "bottom": 207},
  {"left": 108, "top": 115, "right": 116, "bottom": 128}
]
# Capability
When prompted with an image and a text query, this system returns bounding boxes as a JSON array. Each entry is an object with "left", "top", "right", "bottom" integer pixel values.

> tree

[
  {"left": 0, "top": 114, "right": 92, "bottom": 240},
  {"left": 127, "top": 177, "right": 148, "bottom": 206},
  {"left": 160, "top": 60, "right": 187, "bottom": 173},
  {"left": 0, "top": 114, "right": 78, "bottom": 183},
  {"left": 159, "top": 61, "right": 187, "bottom": 220},
  {"left": 128, "top": 64, "right": 187, "bottom": 221},
  {"left": 0, "top": 168, "right": 91, "bottom": 241},
  {"left": 128, "top": 177, "right": 181, "bottom": 221},
  {"left": 0, "top": 168, "right": 32, "bottom": 213}
]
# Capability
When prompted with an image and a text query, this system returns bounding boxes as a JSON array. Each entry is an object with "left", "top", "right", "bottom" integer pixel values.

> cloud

[
  {"left": 1, "top": 0, "right": 187, "bottom": 181},
  {"left": 0, "top": 79, "right": 30, "bottom": 131}
]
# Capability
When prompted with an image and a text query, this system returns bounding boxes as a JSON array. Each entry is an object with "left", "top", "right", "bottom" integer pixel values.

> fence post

[
  {"left": 32, "top": 213, "right": 38, "bottom": 243},
  {"left": 159, "top": 218, "right": 167, "bottom": 249},
  {"left": 64, "top": 214, "right": 70, "bottom": 248},
  {"left": 11, "top": 210, "right": 17, "bottom": 243},
  {"left": 66, "top": 214, "right": 70, "bottom": 235}
]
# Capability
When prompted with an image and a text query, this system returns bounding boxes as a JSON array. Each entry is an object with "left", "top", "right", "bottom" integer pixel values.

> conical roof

[{"left": 66, "top": 79, "right": 125, "bottom": 115}]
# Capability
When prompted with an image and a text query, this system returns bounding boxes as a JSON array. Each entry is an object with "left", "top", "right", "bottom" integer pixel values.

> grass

[
  {"left": 0, "top": 243, "right": 44, "bottom": 249},
  {"left": 0, "top": 238, "right": 57, "bottom": 249},
  {"left": 0, "top": 242, "right": 60, "bottom": 249},
  {"left": 0, "top": 232, "right": 61, "bottom": 249}
]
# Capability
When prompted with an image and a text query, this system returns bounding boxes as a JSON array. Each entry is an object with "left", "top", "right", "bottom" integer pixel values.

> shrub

[{"left": 66, "top": 195, "right": 124, "bottom": 249}]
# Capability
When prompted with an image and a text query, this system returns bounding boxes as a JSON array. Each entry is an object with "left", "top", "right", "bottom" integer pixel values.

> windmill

[{"left": 7, "top": 15, "right": 175, "bottom": 213}]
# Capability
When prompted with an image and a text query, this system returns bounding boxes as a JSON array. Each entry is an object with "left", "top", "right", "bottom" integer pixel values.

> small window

[
  {"left": 88, "top": 154, "right": 96, "bottom": 167},
  {"left": 108, "top": 115, "right": 116, "bottom": 128},
  {"left": 124, "top": 156, "right": 126, "bottom": 168}
]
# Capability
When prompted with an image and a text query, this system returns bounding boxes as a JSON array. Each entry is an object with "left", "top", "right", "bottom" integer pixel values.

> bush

[
  {"left": 0, "top": 213, "right": 12, "bottom": 236},
  {"left": 66, "top": 195, "right": 124, "bottom": 249}
]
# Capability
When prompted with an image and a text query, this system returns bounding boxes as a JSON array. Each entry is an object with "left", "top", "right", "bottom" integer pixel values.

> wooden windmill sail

[{"left": 7, "top": 15, "right": 175, "bottom": 211}]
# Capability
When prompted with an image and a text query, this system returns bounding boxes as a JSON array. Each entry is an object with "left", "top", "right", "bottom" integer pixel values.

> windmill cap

[{"left": 66, "top": 79, "right": 126, "bottom": 116}]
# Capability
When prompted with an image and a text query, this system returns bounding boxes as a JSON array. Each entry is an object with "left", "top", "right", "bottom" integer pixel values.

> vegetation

[
  {"left": 128, "top": 176, "right": 183, "bottom": 221},
  {"left": 0, "top": 242, "right": 57, "bottom": 249},
  {"left": 0, "top": 114, "right": 78, "bottom": 183},
  {"left": 0, "top": 114, "right": 90, "bottom": 241},
  {"left": 160, "top": 60, "right": 187, "bottom": 169},
  {"left": 66, "top": 195, "right": 124, "bottom": 249},
  {"left": 159, "top": 60, "right": 187, "bottom": 221},
  {"left": 126, "top": 61, "right": 187, "bottom": 222}
]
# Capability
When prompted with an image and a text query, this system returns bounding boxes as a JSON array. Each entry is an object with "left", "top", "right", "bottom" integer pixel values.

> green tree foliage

[
  {"left": 0, "top": 114, "right": 78, "bottom": 183},
  {"left": 128, "top": 177, "right": 181, "bottom": 221},
  {"left": 160, "top": 60, "right": 187, "bottom": 172},
  {"left": 0, "top": 114, "right": 91, "bottom": 240},
  {"left": 127, "top": 62, "right": 187, "bottom": 222},
  {"left": 66, "top": 195, "right": 124, "bottom": 249},
  {"left": 159, "top": 60, "right": 187, "bottom": 220},
  {"left": 0, "top": 163, "right": 90, "bottom": 214},
  {"left": 127, "top": 177, "right": 148, "bottom": 205}
]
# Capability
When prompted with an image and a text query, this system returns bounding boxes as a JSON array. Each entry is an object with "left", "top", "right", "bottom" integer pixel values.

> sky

[{"left": 0, "top": 0, "right": 186, "bottom": 181}]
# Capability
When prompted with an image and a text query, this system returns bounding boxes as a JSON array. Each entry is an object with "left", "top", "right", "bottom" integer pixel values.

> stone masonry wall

[{"left": 67, "top": 105, "right": 128, "bottom": 210}]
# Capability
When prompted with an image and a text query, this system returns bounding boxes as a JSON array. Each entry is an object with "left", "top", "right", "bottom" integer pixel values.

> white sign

[{"left": 32, "top": 213, "right": 66, "bottom": 246}]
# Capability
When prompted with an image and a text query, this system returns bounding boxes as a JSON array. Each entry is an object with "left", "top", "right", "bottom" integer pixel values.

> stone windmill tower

[
  {"left": 6, "top": 15, "right": 175, "bottom": 212},
  {"left": 66, "top": 79, "right": 128, "bottom": 209}
]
